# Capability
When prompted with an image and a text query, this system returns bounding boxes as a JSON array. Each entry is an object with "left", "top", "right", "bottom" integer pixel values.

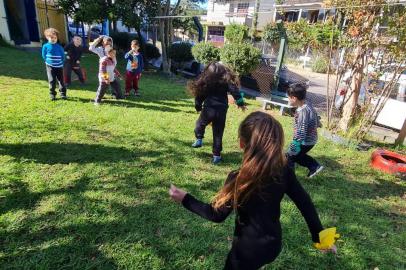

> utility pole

[{"left": 251, "top": 0, "right": 260, "bottom": 41}]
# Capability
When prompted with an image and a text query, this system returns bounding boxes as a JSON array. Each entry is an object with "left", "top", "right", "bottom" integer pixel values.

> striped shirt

[
  {"left": 98, "top": 56, "right": 118, "bottom": 83},
  {"left": 42, "top": 42, "right": 65, "bottom": 68},
  {"left": 289, "top": 103, "right": 319, "bottom": 155}
]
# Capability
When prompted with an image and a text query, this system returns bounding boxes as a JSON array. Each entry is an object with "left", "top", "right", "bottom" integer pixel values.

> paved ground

[
  {"left": 242, "top": 65, "right": 332, "bottom": 113},
  {"left": 286, "top": 65, "right": 335, "bottom": 113}
]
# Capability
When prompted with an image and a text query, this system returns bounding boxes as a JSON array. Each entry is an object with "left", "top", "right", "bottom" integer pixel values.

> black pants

[
  {"left": 194, "top": 106, "right": 227, "bottom": 156},
  {"left": 95, "top": 80, "right": 123, "bottom": 102},
  {"left": 223, "top": 238, "right": 281, "bottom": 270},
  {"left": 287, "top": 144, "right": 320, "bottom": 172},
  {"left": 65, "top": 62, "right": 84, "bottom": 84},
  {"left": 46, "top": 65, "right": 66, "bottom": 96}
]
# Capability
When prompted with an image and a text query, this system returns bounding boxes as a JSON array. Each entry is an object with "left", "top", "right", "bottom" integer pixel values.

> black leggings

[
  {"left": 194, "top": 106, "right": 227, "bottom": 156},
  {"left": 287, "top": 144, "right": 320, "bottom": 172},
  {"left": 46, "top": 65, "right": 66, "bottom": 96},
  {"left": 223, "top": 238, "right": 281, "bottom": 270}
]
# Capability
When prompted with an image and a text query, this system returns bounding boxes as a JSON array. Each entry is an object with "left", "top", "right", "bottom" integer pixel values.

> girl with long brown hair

[
  {"left": 188, "top": 62, "right": 246, "bottom": 164},
  {"left": 169, "top": 111, "right": 336, "bottom": 269}
]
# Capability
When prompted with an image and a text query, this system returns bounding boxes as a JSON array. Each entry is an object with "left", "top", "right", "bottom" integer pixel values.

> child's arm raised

[
  {"left": 124, "top": 51, "right": 133, "bottom": 61},
  {"left": 169, "top": 184, "right": 233, "bottom": 223}
]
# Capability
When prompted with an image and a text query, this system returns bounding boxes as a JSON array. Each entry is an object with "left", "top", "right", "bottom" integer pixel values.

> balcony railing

[{"left": 225, "top": 11, "right": 250, "bottom": 17}]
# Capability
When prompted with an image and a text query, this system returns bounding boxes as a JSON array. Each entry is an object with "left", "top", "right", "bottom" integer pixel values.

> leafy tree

[
  {"left": 325, "top": 0, "right": 406, "bottom": 139},
  {"left": 220, "top": 42, "right": 261, "bottom": 75},
  {"left": 192, "top": 42, "right": 220, "bottom": 64},
  {"left": 224, "top": 23, "right": 249, "bottom": 44}
]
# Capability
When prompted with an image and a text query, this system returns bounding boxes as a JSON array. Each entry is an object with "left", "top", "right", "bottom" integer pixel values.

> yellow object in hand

[
  {"left": 314, "top": 227, "right": 340, "bottom": 250},
  {"left": 102, "top": 72, "right": 109, "bottom": 80}
]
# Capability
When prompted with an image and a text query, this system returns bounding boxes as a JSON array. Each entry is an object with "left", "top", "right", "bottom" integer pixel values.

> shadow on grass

[
  {"left": 67, "top": 96, "right": 195, "bottom": 113},
  {"left": 0, "top": 170, "right": 232, "bottom": 269},
  {"left": 0, "top": 143, "right": 137, "bottom": 164}
]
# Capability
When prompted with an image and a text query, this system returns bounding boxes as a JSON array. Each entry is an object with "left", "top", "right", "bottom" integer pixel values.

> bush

[
  {"left": 310, "top": 21, "right": 341, "bottom": 49},
  {"left": 168, "top": 42, "right": 194, "bottom": 63},
  {"left": 109, "top": 31, "right": 138, "bottom": 52},
  {"left": 224, "top": 23, "right": 249, "bottom": 44},
  {"left": 263, "top": 22, "right": 286, "bottom": 43},
  {"left": 311, "top": 56, "right": 330, "bottom": 73},
  {"left": 286, "top": 19, "right": 312, "bottom": 52},
  {"left": 220, "top": 42, "right": 261, "bottom": 75},
  {"left": 144, "top": 43, "right": 161, "bottom": 60},
  {"left": 191, "top": 42, "right": 220, "bottom": 64}
]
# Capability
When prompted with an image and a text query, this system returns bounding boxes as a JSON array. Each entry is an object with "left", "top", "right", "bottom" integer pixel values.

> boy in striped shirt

[
  {"left": 41, "top": 28, "right": 66, "bottom": 100},
  {"left": 287, "top": 84, "right": 324, "bottom": 178}
]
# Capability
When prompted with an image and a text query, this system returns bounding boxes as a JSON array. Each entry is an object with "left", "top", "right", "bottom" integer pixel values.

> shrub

[
  {"left": 168, "top": 42, "right": 194, "bottom": 63},
  {"left": 263, "top": 22, "right": 286, "bottom": 43},
  {"left": 285, "top": 19, "right": 312, "bottom": 52},
  {"left": 144, "top": 43, "right": 161, "bottom": 60},
  {"left": 220, "top": 42, "right": 261, "bottom": 75},
  {"left": 224, "top": 23, "right": 249, "bottom": 44},
  {"left": 310, "top": 21, "right": 341, "bottom": 49},
  {"left": 312, "top": 55, "right": 330, "bottom": 73},
  {"left": 191, "top": 42, "right": 220, "bottom": 64}
]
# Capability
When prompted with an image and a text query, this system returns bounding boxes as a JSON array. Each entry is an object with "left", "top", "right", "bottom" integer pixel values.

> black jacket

[
  {"left": 64, "top": 43, "right": 83, "bottom": 64},
  {"left": 182, "top": 167, "right": 323, "bottom": 253},
  {"left": 194, "top": 83, "right": 244, "bottom": 112}
]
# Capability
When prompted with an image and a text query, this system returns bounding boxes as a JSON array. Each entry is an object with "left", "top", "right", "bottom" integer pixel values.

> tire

[{"left": 370, "top": 148, "right": 406, "bottom": 176}]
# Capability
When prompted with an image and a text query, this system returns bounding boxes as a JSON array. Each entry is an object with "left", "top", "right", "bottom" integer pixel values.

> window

[
  {"left": 229, "top": 3, "right": 234, "bottom": 13},
  {"left": 237, "top": 3, "right": 249, "bottom": 13},
  {"left": 309, "top": 10, "right": 319, "bottom": 23}
]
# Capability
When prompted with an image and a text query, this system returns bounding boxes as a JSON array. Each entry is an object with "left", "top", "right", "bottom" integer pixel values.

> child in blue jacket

[
  {"left": 124, "top": 40, "right": 144, "bottom": 97},
  {"left": 41, "top": 28, "right": 66, "bottom": 100}
]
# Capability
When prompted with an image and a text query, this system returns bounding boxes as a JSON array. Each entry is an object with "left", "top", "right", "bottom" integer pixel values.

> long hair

[
  {"left": 213, "top": 111, "right": 287, "bottom": 210},
  {"left": 187, "top": 62, "right": 239, "bottom": 98}
]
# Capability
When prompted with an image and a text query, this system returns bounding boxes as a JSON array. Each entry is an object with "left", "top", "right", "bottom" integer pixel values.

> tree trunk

[
  {"left": 160, "top": 19, "right": 170, "bottom": 74},
  {"left": 339, "top": 48, "right": 365, "bottom": 131},
  {"left": 251, "top": 0, "right": 260, "bottom": 40},
  {"left": 113, "top": 20, "right": 117, "bottom": 32}
]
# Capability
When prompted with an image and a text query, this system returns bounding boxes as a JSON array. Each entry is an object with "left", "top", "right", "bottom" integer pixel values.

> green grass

[{"left": 0, "top": 46, "right": 405, "bottom": 270}]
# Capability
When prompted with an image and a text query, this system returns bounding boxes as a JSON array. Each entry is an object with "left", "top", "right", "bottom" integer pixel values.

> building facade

[
  {"left": 0, "top": 0, "right": 68, "bottom": 46},
  {"left": 205, "top": 0, "right": 325, "bottom": 45}
]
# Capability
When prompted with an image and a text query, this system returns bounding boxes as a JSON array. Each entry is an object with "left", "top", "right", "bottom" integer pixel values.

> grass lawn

[{"left": 0, "top": 46, "right": 405, "bottom": 270}]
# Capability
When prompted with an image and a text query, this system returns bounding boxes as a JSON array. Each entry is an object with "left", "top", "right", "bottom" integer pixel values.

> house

[
  {"left": 205, "top": 0, "right": 325, "bottom": 45},
  {"left": 274, "top": 1, "right": 328, "bottom": 23},
  {"left": 0, "top": 0, "right": 68, "bottom": 46}
]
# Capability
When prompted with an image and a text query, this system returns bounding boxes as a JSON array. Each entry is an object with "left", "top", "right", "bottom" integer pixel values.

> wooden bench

[{"left": 262, "top": 95, "right": 294, "bottom": 115}]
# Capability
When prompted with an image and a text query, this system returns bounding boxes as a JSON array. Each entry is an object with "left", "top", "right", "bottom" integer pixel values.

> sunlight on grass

[{"left": 0, "top": 46, "right": 405, "bottom": 269}]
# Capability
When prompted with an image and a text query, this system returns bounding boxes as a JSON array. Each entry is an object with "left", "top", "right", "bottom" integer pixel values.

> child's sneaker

[
  {"left": 50, "top": 94, "right": 56, "bottom": 101},
  {"left": 61, "top": 95, "right": 67, "bottom": 100},
  {"left": 192, "top": 139, "right": 203, "bottom": 148},
  {"left": 212, "top": 156, "right": 222, "bottom": 164},
  {"left": 135, "top": 91, "right": 140, "bottom": 97},
  {"left": 308, "top": 165, "right": 324, "bottom": 178}
]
